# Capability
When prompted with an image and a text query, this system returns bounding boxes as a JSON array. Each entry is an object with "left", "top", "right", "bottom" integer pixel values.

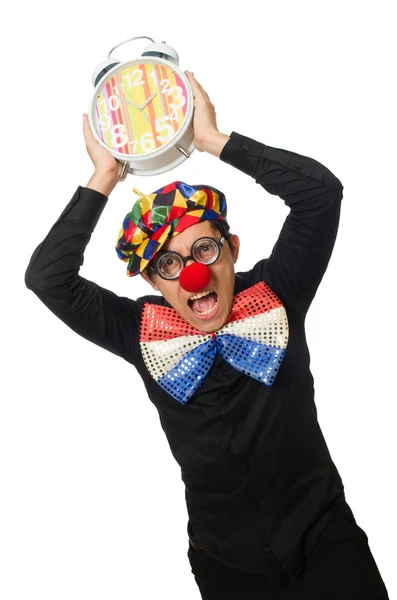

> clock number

[
  {"left": 160, "top": 79, "right": 170, "bottom": 94},
  {"left": 132, "top": 69, "right": 145, "bottom": 87},
  {"left": 148, "top": 69, "right": 157, "bottom": 85},
  {"left": 108, "top": 95, "right": 121, "bottom": 111},
  {"left": 111, "top": 83, "right": 125, "bottom": 94},
  {"left": 167, "top": 86, "right": 186, "bottom": 110},
  {"left": 155, "top": 116, "right": 174, "bottom": 143},
  {"left": 122, "top": 72, "right": 132, "bottom": 89},
  {"left": 128, "top": 140, "right": 138, "bottom": 153},
  {"left": 111, "top": 124, "right": 128, "bottom": 148},
  {"left": 99, "top": 114, "right": 111, "bottom": 131},
  {"left": 122, "top": 69, "right": 145, "bottom": 89},
  {"left": 169, "top": 109, "right": 180, "bottom": 122},
  {"left": 140, "top": 132, "right": 155, "bottom": 152}
]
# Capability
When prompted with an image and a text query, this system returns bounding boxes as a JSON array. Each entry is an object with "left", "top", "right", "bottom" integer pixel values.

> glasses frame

[{"left": 149, "top": 235, "right": 226, "bottom": 280}]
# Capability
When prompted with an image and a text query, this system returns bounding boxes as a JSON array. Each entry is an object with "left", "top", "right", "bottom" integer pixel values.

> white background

[{"left": 1, "top": 1, "right": 396, "bottom": 598}]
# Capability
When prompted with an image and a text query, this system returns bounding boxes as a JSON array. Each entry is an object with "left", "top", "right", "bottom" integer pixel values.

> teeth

[
  {"left": 192, "top": 300, "right": 218, "bottom": 316},
  {"left": 189, "top": 289, "right": 214, "bottom": 301}
]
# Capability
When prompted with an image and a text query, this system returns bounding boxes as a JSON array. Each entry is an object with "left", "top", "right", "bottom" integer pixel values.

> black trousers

[{"left": 187, "top": 504, "right": 389, "bottom": 599}]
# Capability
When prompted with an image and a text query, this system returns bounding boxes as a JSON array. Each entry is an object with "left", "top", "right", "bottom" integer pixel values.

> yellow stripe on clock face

[{"left": 93, "top": 63, "right": 188, "bottom": 157}]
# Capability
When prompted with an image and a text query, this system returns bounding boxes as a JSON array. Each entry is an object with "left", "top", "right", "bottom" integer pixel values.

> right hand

[
  {"left": 83, "top": 113, "right": 126, "bottom": 180},
  {"left": 184, "top": 71, "right": 219, "bottom": 152}
]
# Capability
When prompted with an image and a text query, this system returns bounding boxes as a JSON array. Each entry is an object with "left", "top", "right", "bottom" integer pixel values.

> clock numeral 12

[{"left": 123, "top": 69, "right": 145, "bottom": 88}]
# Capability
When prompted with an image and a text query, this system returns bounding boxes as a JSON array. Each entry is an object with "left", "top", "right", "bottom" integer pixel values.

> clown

[
  {"left": 115, "top": 181, "right": 289, "bottom": 405},
  {"left": 25, "top": 71, "right": 389, "bottom": 599}
]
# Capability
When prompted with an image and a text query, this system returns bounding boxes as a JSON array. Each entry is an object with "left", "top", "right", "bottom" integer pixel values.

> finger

[
  {"left": 83, "top": 113, "right": 96, "bottom": 142},
  {"left": 185, "top": 71, "right": 207, "bottom": 98},
  {"left": 188, "top": 72, "right": 208, "bottom": 95},
  {"left": 186, "top": 71, "right": 203, "bottom": 94},
  {"left": 197, "top": 82, "right": 211, "bottom": 103},
  {"left": 83, "top": 113, "right": 93, "bottom": 135},
  {"left": 185, "top": 70, "right": 199, "bottom": 91},
  {"left": 187, "top": 72, "right": 211, "bottom": 103},
  {"left": 83, "top": 113, "right": 91, "bottom": 137}
]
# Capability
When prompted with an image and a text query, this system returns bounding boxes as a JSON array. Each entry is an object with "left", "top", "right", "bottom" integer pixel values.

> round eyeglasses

[{"left": 149, "top": 235, "right": 226, "bottom": 280}]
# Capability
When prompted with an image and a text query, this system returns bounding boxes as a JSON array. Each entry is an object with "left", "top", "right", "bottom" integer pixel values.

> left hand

[{"left": 185, "top": 71, "right": 219, "bottom": 152}]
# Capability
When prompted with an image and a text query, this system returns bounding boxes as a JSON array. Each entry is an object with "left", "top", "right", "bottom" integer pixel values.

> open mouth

[{"left": 188, "top": 289, "right": 218, "bottom": 317}]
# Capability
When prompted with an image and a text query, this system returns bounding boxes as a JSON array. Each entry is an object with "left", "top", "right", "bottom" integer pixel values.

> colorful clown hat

[{"left": 115, "top": 181, "right": 228, "bottom": 277}]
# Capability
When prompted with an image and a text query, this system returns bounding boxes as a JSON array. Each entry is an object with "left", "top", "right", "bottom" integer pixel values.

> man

[{"left": 25, "top": 71, "right": 389, "bottom": 599}]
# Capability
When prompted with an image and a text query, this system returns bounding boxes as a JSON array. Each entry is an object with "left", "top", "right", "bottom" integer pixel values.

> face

[{"left": 140, "top": 221, "right": 240, "bottom": 332}]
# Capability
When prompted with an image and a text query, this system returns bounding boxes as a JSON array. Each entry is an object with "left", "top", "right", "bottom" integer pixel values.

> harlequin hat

[{"left": 115, "top": 181, "right": 228, "bottom": 277}]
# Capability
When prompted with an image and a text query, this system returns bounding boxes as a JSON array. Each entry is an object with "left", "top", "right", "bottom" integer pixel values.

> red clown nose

[{"left": 179, "top": 262, "right": 212, "bottom": 293}]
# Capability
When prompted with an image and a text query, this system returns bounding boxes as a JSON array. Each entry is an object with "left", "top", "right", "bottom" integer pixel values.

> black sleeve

[
  {"left": 220, "top": 132, "right": 344, "bottom": 316},
  {"left": 24, "top": 185, "right": 141, "bottom": 365}
]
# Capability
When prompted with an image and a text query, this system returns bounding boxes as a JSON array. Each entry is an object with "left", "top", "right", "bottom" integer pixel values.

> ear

[
  {"left": 228, "top": 234, "right": 240, "bottom": 264},
  {"left": 140, "top": 269, "right": 160, "bottom": 291}
]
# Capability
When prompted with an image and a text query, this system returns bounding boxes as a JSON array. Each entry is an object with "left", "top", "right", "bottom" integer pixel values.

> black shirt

[{"left": 25, "top": 131, "right": 345, "bottom": 581}]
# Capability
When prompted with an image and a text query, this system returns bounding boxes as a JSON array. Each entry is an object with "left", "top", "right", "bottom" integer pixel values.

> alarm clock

[{"left": 87, "top": 35, "right": 195, "bottom": 177}]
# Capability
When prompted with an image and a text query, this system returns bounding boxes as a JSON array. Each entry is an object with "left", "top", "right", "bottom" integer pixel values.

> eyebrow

[
  {"left": 158, "top": 246, "right": 187, "bottom": 256},
  {"left": 160, "top": 238, "right": 199, "bottom": 255}
]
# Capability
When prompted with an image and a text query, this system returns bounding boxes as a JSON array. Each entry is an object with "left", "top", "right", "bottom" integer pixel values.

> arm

[
  {"left": 219, "top": 132, "right": 343, "bottom": 315},
  {"left": 24, "top": 173, "right": 141, "bottom": 365},
  {"left": 183, "top": 71, "right": 343, "bottom": 316}
]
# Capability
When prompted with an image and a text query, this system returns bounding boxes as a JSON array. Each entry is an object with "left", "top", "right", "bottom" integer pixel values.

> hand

[
  {"left": 83, "top": 113, "right": 126, "bottom": 179},
  {"left": 184, "top": 70, "right": 222, "bottom": 153}
]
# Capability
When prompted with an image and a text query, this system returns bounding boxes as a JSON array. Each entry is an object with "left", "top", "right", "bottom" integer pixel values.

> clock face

[{"left": 92, "top": 61, "right": 190, "bottom": 157}]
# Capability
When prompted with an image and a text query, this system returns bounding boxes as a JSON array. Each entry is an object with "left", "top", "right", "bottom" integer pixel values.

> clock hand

[
  {"left": 113, "top": 94, "right": 151, "bottom": 123},
  {"left": 123, "top": 87, "right": 136, "bottom": 103},
  {"left": 113, "top": 94, "right": 140, "bottom": 110},
  {"left": 140, "top": 92, "right": 157, "bottom": 110}
]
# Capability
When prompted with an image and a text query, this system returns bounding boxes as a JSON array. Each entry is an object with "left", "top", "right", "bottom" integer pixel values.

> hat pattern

[{"left": 115, "top": 181, "right": 228, "bottom": 276}]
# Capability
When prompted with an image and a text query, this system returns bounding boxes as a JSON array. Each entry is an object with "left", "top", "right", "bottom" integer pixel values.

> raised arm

[
  {"left": 24, "top": 118, "right": 141, "bottom": 365},
  {"left": 185, "top": 70, "right": 344, "bottom": 316},
  {"left": 219, "top": 133, "right": 343, "bottom": 315}
]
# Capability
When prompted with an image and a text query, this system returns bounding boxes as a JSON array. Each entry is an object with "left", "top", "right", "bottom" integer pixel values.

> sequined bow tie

[{"left": 139, "top": 281, "right": 289, "bottom": 404}]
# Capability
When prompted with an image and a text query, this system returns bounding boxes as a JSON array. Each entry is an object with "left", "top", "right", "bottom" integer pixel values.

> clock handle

[
  {"left": 176, "top": 145, "right": 190, "bottom": 158},
  {"left": 119, "top": 160, "right": 129, "bottom": 180},
  {"left": 108, "top": 35, "right": 155, "bottom": 58}
]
